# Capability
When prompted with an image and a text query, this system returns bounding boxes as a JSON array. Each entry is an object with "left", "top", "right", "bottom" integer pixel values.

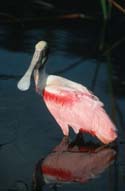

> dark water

[{"left": 0, "top": 13, "right": 125, "bottom": 191}]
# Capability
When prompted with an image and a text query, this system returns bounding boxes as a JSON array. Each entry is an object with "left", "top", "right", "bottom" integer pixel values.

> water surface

[{"left": 0, "top": 19, "right": 125, "bottom": 191}]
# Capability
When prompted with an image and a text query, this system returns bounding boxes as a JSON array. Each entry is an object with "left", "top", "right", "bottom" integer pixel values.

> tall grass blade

[{"left": 100, "top": 0, "right": 108, "bottom": 20}]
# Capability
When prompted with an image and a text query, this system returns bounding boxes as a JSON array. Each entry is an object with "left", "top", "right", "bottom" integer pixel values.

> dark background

[{"left": 0, "top": 1, "right": 125, "bottom": 191}]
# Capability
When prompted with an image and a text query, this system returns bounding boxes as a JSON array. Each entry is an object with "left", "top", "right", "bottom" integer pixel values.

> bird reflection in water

[{"left": 32, "top": 135, "right": 116, "bottom": 191}]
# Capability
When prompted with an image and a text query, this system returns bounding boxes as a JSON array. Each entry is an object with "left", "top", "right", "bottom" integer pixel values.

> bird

[{"left": 17, "top": 41, "right": 117, "bottom": 144}]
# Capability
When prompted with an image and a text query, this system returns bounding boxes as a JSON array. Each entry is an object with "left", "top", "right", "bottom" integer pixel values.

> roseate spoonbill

[{"left": 17, "top": 41, "right": 117, "bottom": 144}]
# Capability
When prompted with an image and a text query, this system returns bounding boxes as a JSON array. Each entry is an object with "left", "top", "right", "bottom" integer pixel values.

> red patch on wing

[
  {"left": 42, "top": 165, "right": 72, "bottom": 180},
  {"left": 42, "top": 89, "right": 76, "bottom": 105},
  {"left": 42, "top": 88, "right": 97, "bottom": 106}
]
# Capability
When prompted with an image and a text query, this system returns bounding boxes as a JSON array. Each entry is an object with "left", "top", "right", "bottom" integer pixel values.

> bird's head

[{"left": 17, "top": 41, "right": 48, "bottom": 91}]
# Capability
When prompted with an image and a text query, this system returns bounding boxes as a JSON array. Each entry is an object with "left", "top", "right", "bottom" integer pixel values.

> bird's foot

[{"left": 53, "top": 136, "right": 69, "bottom": 152}]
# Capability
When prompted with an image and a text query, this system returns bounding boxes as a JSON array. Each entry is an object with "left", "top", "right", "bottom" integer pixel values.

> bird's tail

[{"left": 93, "top": 108, "right": 117, "bottom": 144}]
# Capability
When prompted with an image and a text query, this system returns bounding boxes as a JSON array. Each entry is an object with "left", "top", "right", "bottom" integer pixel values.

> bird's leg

[
  {"left": 69, "top": 130, "right": 84, "bottom": 148},
  {"left": 53, "top": 136, "right": 69, "bottom": 152}
]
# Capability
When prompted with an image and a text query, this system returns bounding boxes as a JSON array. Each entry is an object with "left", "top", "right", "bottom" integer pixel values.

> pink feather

[{"left": 40, "top": 75, "right": 117, "bottom": 144}]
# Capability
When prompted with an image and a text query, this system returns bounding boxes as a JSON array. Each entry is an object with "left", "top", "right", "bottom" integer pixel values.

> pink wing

[{"left": 42, "top": 84, "right": 117, "bottom": 144}]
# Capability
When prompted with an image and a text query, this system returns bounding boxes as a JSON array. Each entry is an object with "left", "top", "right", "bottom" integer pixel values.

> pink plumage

[{"left": 40, "top": 75, "right": 117, "bottom": 144}]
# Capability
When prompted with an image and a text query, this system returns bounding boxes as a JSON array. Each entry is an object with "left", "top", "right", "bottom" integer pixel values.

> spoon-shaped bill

[
  {"left": 17, "top": 41, "right": 47, "bottom": 91},
  {"left": 17, "top": 68, "right": 33, "bottom": 91}
]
